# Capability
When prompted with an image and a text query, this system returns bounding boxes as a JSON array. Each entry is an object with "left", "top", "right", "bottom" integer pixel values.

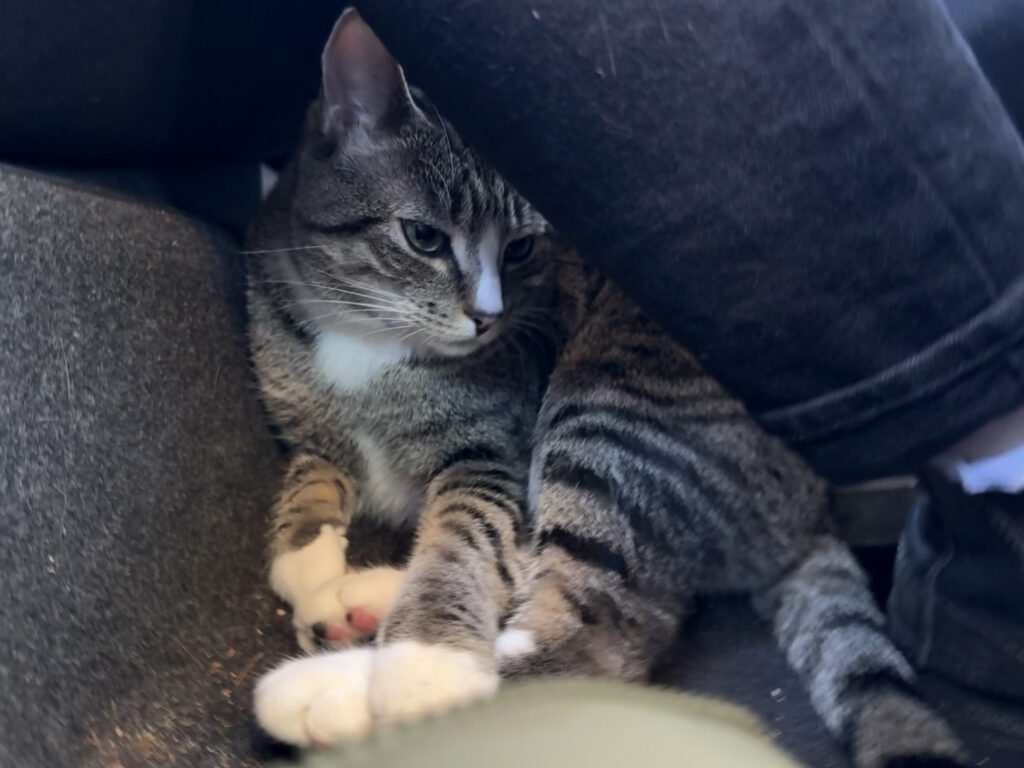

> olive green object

[{"left": 283, "top": 679, "right": 805, "bottom": 768}]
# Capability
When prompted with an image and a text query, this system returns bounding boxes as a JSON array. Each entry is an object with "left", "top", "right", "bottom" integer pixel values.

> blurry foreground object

[{"left": 281, "top": 679, "right": 803, "bottom": 768}]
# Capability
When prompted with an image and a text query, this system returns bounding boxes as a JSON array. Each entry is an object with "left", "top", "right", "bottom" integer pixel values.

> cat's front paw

[
  {"left": 369, "top": 641, "right": 499, "bottom": 726},
  {"left": 255, "top": 641, "right": 498, "bottom": 747},
  {"left": 291, "top": 567, "right": 405, "bottom": 652},
  {"left": 254, "top": 648, "right": 375, "bottom": 748}
]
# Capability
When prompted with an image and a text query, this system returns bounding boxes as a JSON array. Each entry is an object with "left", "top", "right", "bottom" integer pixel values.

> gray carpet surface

[{"left": 1, "top": 165, "right": 1020, "bottom": 768}]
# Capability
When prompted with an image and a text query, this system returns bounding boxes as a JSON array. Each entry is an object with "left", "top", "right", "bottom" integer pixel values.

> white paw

[
  {"left": 336, "top": 566, "right": 405, "bottom": 631},
  {"left": 369, "top": 641, "right": 499, "bottom": 726},
  {"left": 268, "top": 524, "right": 355, "bottom": 651},
  {"left": 253, "top": 648, "right": 374, "bottom": 748},
  {"left": 290, "top": 578, "right": 352, "bottom": 652},
  {"left": 270, "top": 524, "right": 349, "bottom": 606},
  {"left": 290, "top": 566, "right": 405, "bottom": 652}
]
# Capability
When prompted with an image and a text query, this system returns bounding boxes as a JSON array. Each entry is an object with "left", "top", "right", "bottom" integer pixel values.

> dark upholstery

[
  {"left": 0, "top": 1, "right": 341, "bottom": 163},
  {"left": 1, "top": 1, "right": 1019, "bottom": 165}
]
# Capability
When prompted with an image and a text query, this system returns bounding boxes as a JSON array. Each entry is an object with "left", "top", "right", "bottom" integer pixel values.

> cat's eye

[
  {"left": 504, "top": 235, "right": 535, "bottom": 264},
  {"left": 401, "top": 220, "right": 448, "bottom": 255}
]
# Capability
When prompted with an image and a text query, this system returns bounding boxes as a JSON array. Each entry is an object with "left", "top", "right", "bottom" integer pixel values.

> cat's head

[{"left": 283, "top": 9, "right": 551, "bottom": 357}]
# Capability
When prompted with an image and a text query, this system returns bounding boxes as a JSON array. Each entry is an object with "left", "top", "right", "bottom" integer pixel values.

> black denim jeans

[{"left": 362, "top": 0, "right": 1024, "bottom": 484}]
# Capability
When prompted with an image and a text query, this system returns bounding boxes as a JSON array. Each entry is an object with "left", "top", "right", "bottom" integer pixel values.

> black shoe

[{"left": 889, "top": 468, "right": 1024, "bottom": 700}]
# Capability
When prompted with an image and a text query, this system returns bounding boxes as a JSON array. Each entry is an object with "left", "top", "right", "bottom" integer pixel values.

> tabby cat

[{"left": 248, "top": 10, "right": 966, "bottom": 767}]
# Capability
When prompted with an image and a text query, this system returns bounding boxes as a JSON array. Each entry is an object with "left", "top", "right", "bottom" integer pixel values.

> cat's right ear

[{"left": 320, "top": 8, "right": 416, "bottom": 144}]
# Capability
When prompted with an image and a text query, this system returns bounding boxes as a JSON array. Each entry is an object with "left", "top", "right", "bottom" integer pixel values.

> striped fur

[
  {"left": 498, "top": 269, "right": 965, "bottom": 768},
  {"left": 250, "top": 11, "right": 965, "bottom": 768},
  {"left": 247, "top": 11, "right": 552, "bottom": 660}
]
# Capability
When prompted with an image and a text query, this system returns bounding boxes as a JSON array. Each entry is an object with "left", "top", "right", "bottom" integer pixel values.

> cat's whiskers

[
  {"left": 258, "top": 279, "right": 398, "bottom": 306},
  {"left": 393, "top": 325, "right": 433, "bottom": 346},
  {"left": 304, "top": 265, "right": 403, "bottom": 302},
  {"left": 277, "top": 298, "right": 400, "bottom": 314},
  {"left": 258, "top": 258, "right": 404, "bottom": 303},
  {"left": 237, "top": 245, "right": 327, "bottom": 255},
  {"left": 358, "top": 323, "right": 422, "bottom": 339}
]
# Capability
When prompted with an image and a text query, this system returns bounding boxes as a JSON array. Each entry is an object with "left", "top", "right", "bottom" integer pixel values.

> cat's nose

[{"left": 469, "top": 311, "right": 501, "bottom": 336}]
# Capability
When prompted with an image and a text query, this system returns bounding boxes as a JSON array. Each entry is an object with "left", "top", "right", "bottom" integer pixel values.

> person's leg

[{"left": 360, "top": 0, "right": 1024, "bottom": 483}]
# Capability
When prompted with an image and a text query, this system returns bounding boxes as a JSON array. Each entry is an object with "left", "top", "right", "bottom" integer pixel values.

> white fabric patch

[
  {"left": 938, "top": 404, "right": 1024, "bottom": 494},
  {"left": 944, "top": 443, "right": 1024, "bottom": 494}
]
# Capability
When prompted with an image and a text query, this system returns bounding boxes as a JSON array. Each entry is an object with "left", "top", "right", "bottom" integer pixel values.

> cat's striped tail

[{"left": 755, "top": 535, "right": 966, "bottom": 768}]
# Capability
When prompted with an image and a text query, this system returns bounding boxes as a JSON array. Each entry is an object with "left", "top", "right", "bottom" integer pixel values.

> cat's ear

[{"left": 320, "top": 8, "right": 416, "bottom": 142}]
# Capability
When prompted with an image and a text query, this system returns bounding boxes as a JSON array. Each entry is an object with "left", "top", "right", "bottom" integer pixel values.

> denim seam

[
  {"left": 760, "top": 275, "right": 1024, "bottom": 442},
  {"left": 917, "top": 536, "right": 953, "bottom": 669}
]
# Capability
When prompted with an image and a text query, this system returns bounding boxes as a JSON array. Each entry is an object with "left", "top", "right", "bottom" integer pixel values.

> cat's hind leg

[
  {"left": 497, "top": 454, "right": 688, "bottom": 681},
  {"left": 754, "top": 534, "right": 966, "bottom": 768}
]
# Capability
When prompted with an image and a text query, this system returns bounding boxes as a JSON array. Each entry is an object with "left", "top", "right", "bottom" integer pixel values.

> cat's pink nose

[{"left": 469, "top": 311, "right": 500, "bottom": 335}]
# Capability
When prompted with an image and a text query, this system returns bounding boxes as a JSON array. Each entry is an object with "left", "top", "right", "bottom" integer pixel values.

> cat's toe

[
  {"left": 304, "top": 680, "right": 374, "bottom": 746},
  {"left": 347, "top": 606, "right": 383, "bottom": 632},
  {"left": 315, "top": 609, "right": 380, "bottom": 644},
  {"left": 254, "top": 648, "right": 374, "bottom": 748},
  {"left": 369, "top": 641, "right": 499, "bottom": 726},
  {"left": 292, "top": 582, "right": 353, "bottom": 651},
  {"left": 293, "top": 567, "right": 404, "bottom": 651}
]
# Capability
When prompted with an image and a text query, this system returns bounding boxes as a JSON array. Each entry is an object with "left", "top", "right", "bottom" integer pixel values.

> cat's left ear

[{"left": 320, "top": 8, "right": 417, "bottom": 142}]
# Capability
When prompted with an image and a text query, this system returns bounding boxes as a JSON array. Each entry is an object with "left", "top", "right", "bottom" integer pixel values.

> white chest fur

[
  {"left": 354, "top": 432, "right": 422, "bottom": 525},
  {"left": 314, "top": 330, "right": 409, "bottom": 391}
]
